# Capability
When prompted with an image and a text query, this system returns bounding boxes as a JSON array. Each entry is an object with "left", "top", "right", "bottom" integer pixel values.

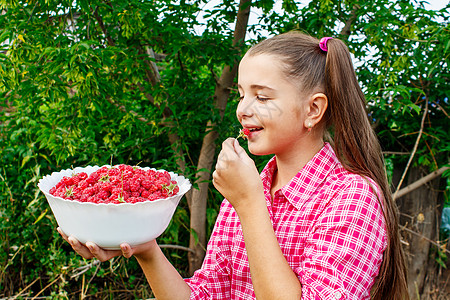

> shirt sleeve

[
  {"left": 297, "top": 178, "right": 387, "bottom": 300},
  {"left": 184, "top": 200, "right": 233, "bottom": 299}
]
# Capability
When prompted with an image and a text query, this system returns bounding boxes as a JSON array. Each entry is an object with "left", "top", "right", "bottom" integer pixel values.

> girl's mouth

[
  {"left": 247, "top": 127, "right": 263, "bottom": 138},
  {"left": 249, "top": 128, "right": 263, "bottom": 132}
]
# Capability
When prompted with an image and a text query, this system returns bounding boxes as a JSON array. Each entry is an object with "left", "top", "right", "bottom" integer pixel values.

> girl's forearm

[
  {"left": 237, "top": 198, "right": 302, "bottom": 300},
  {"left": 135, "top": 244, "right": 191, "bottom": 300}
]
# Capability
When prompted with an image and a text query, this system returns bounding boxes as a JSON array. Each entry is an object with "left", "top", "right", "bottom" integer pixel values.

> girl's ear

[{"left": 304, "top": 93, "right": 328, "bottom": 129}]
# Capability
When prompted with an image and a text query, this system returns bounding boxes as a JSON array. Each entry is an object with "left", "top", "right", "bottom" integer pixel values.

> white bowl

[{"left": 38, "top": 165, "right": 191, "bottom": 249}]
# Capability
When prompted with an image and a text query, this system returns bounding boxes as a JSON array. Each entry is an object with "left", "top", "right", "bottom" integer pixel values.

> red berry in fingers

[{"left": 237, "top": 128, "right": 250, "bottom": 139}]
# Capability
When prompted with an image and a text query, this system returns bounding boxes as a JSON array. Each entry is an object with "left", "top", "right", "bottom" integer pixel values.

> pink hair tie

[{"left": 319, "top": 37, "right": 333, "bottom": 52}]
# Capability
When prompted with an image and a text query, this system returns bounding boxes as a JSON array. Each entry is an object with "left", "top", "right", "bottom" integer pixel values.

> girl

[{"left": 59, "top": 31, "right": 409, "bottom": 299}]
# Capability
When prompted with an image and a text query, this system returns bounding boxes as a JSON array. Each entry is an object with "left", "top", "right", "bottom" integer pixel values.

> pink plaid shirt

[{"left": 185, "top": 143, "right": 387, "bottom": 299}]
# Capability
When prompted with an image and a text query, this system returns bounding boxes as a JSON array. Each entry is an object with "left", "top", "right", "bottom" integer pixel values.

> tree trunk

[
  {"left": 188, "top": 0, "right": 251, "bottom": 275},
  {"left": 396, "top": 167, "right": 442, "bottom": 299}
]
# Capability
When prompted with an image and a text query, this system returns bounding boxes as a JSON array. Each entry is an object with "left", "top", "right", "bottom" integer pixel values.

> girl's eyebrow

[{"left": 237, "top": 84, "right": 276, "bottom": 92}]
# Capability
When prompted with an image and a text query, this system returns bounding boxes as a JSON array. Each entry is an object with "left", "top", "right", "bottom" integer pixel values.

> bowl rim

[{"left": 38, "top": 165, "right": 192, "bottom": 207}]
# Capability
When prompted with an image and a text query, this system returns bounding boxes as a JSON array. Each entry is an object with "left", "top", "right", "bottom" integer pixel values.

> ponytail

[
  {"left": 324, "top": 38, "right": 409, "bottom": 300},
  {"left": 247, "top": 31, "right": 409, "bottom": 300}
]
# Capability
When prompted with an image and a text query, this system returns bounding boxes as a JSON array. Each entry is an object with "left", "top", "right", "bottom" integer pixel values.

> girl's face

[{"left": 237, "top": 53, "right": 312, "bottom": 158}]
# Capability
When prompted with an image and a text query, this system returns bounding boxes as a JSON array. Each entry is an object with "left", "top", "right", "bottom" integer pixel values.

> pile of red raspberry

[{"left": 49, "top": 165, "right": 179, "bottom": 204}]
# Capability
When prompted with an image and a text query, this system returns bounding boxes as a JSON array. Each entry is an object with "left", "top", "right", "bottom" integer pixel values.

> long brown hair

[{"left": 247, "top": 31, "right": 409, "bottom": 300}]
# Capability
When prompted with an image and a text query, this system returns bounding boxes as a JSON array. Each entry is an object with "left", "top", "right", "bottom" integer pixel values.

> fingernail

[{"left": 68, "top": 237, "right": 75, "bottom": 246}]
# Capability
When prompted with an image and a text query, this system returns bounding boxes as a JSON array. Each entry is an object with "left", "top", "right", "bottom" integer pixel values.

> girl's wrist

[
  {"left": 133, "top": 239, "right": 160, "bottom": 262},
  {"left": 234, "top": 194, "right": 267, "bottom": 221}
]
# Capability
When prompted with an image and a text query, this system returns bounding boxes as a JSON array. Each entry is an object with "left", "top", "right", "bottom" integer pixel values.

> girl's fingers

[
  {"left": 58, "top": 227, "right": 80, "bottom": 251},
  {"left": 85, "top": 242, "right": 123, "bottom": 262},
  {"left": 57, "top": 227, "right": 92, "bottom": 259},
  {"left": 67, "top": 236, "right": 95, "bottom": 259},
  {"left": 58, "top": 227, "right": 121, "bottom": 261},
  {"left": 57, "top": 227, "right": 68, "bottom": 241},
  {"left": 233, "top": 138, "right": 246, "bottom": 159},
  {"left": 120, "top": 243, "right": 134, "bottom": 259}
]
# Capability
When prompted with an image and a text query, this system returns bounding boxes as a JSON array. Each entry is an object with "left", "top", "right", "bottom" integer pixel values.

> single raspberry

[
  {"left": 77, "top": 179, "right": 89, "bottom": 190},
  {"left": 148, "top": 194, "right": 160, "bottom": 201},
  {"left": 172, "top": 186, "right": 179, "bottom": 195},
  {"left": 72, "top": 186, "right": 82, "bottom": 198},
  {"left": 237, "top": 128, "right": 250, "bottom": 140},
  {"left": 107, "top": 168, "right": 121, "bottom": 177},
  {"left": 111, "top": 187, "right": 122, "bottom": 195},
  {"left": 109, "top": 198, "right": 121, "bottom": 204},
  {"left": 159, "top": 176, "right": 170, "bottom": 186},
  {"left": 55, "top": 186, "right": 66, "bottom": 197},
  {"left": 79, "top": 194, "right": 89, "bottom": 202},
  {"left": 109, "top": 175, "right": 121, "bottom": 186},
  {"left": 97, "top": 190, "right": 110, "bottom": 200},
  {"left": 71, "top": 175, "right": 81, "bottom": 185},
  {"left": 55, "top": 181, "right": 65, "bottom": 189},
  {"left": 146, "top": 169, "right": 157, "bottom": 178},
  {"left": 78, "top": 172, "right": 88, "bottom": 180},
  {"left": 93, "top": 182, "right": 103, "bottom": 193},
  {"left": 141, "top": 190, "right": 151, "bottom": 198},
  {"left": 141, "top": 179, "right": 153, "bottom": 190},
  {"left": 118, "top": 164, "right": 134, "bottom": 173},
  {"left": 129, "top": 180, "right": 141, "bottom": 192},
  {"left": 122, "top": 170, "right": 134, "bottom": 180},
  {"left": 122, "top": 191, "right": 131, "bottom": 200},
  {"left": 126, "top": 197, "right": 136, "bottom": 203},
  {"left": 152, "top": 190, "right": 162, "bottom": 198},
  {"left": 122, "top": 180, "right": 131, "bottom": 192},
  {"left": 97, "top": 166, "right": 109, "bottom": 174},
  {"left": 134, "top": 168, "right": 146, "bottom": 177},
  {"left": 61, "top": 176, "right": 74, "bottom": 186},
  {"left": 82, "top": 187, "right": 95, "bottom": 197},
  {"left": 101, "top": 182, "right": 113, "bottom": 192},
  {"left": 112, "top": 193, "right": 126, "bottom": 203},
  {"left": 86, "top": 172, "right": 100, "bottom": 185}
]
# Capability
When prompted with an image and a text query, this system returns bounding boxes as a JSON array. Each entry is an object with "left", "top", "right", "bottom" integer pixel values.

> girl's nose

[{"left": 236, "top": 96, "right": 253, "bottom": 120}]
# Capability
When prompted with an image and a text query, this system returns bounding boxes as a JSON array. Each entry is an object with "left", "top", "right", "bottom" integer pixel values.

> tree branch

[
  {"left": 400, "top": 225, "right": 450, "bottom": 255},
  {"left": 93, "top": 7, "right": 115, "bottom": 46},
  {"left": 339, "top": 5, "right": 359, "bottom": 38},
  {"left": 105, "top": 97, "right": 151, "bottom": 124},
  {"left": 394, "top": 165, "right": 449, "bottom": 199},
  {"left": 393, "top": 99, "right": 428, "bottom": 200},
  {"left": 159, "top": 244, "right": 195, "bottom": 253},
  {"left": 383, "top": 151, "right": 411, "bottom": 155}
]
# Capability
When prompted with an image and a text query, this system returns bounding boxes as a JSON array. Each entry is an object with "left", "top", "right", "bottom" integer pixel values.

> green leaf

[
  {"left": 33, "top": 208, "right": 48, "bottom": 225},
  {"left": 21, "top": 155, "right": 31, "bottom": 167}
]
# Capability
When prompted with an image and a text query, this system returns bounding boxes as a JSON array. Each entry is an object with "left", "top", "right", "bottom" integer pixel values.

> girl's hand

[
  {"left": 57, "top": 227, "right": 158, "bottom": 262},
  {"left": 212, "top": 138, "right": 264, "bottom": 214}
]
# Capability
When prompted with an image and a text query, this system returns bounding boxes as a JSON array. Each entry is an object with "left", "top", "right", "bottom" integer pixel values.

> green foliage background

[{"left": 1, "top": 0, "right": 449, "bottom": 298}]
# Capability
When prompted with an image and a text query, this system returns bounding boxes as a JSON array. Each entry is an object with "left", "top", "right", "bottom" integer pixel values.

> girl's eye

[
  {"left": 256, "top": 95, "right": 269, "bottom": 102},
  {"left": 238, "top": 95, "right": 244, "bottom": 101}
]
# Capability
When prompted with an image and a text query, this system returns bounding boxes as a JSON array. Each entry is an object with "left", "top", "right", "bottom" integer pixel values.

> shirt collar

[{"left": 261, "top": 143, "right": 339, "bottom": 210}]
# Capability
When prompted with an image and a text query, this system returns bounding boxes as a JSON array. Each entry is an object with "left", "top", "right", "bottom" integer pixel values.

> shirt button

[{"left": 334, "top": 291, "right": 342, "bottom": 299}]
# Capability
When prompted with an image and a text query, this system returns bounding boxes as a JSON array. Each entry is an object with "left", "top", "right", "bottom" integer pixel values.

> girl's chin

[{"left": 248, "top": 144, "right": 273, "bottom": 156}]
